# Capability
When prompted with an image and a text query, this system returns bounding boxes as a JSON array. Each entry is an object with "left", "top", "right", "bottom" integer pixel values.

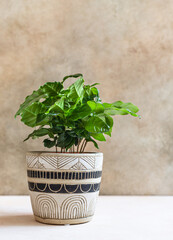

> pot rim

[{"left": 26, "top": 151, "right": 103, "bottom": 156}]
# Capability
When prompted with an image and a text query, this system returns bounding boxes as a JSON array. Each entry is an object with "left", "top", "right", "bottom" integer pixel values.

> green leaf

[
  {"left": 74, "top": 78, "right": 84, "bottom": 98},
  {"left": 104, "top": 107, "right": 130, "bottom": 115},
  {"left": 15, "top": 82, "right": 63, "bottom": 117},
  {"left": 83, "top": 85, "right": 101, "bottom": 103},
  {"left": 91, "top": 83, "right": 100, "bottom": 87},
  {"left": 47, "top": 98, "right": 65, "bottom": 114},
  {"left": 103, "top": 103, "right": 128, "bottom": 115},
  {"left": 62, "top": 73, "right": 83, "bottom": 83},
  {"left": 36, "top": 113, "right": 50, "bottom": 126},
  {"left": 103, "top": 102, "right": 139, "bottom": 117},
  {"left": 24, "top": 128, "right": 54, "bottom": 141},
  {"left": 42, "top": 97, "right": 60, "bottom": 108},
  {"left": 87, "top": 137, "right": 99, "bottom": 149},
  {"left": 52, "top": 126, "right": 65, "bottom": 134},
  {"left": 112, "top": 101, "right": 139, "bottom": 117},
  {"left": 91, "top": 87, "right": 99, "bottom": 96},
  {"left": 87, "top": 101, "right": 104, "bottom": 113},
  {"left": 67, "top": 77, "right": 84, "bottom": 101},
  {"left": 51, "top": 116, "right": 65, "bottom": 127},
  {"left": 70, "top": 104, "right": 92, "bottom": 121},
  {"left": 84, "top": 115, "right": 111, "bottom": 133},
  {"left": 104, "top": 127, "right": 112, "bottom": 137},
  {"left": 113, "top": 101, "right": 139, "bottom": 113},
  {"left": 15, "top": 90, "right": 45, "bottom": 118},
  {"left": 43, "top": 138, "right": 56, "bottom": 148},
  {"left": 56, "top": 132, "right": 76, "bottom": 150},
  {"left": 104, "top": 114, "right": 114, "bottom": 128},
  {"left": 41, "top": 82, "right": 63, "bottom": 96},
  {"left": 90, "top": 133, "right": 106, "bottom": 141},
  {"left": 21, "top": 102, "right": 46, "bottom": 127}
]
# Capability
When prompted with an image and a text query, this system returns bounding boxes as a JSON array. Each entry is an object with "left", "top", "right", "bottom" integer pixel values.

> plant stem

[
  {"left": 82, "top": 140, "right": 87, "bottom": 152},
  {"left": 77, "top": 138, "right": 82, "bottom": 153},
  {"left": 80, "top": 139, "right": 85, "bottom": 152}
]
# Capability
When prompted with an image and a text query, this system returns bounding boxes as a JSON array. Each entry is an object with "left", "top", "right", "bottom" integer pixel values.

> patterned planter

[{"left": 26, "top": 151, "right": 103, "bottom": 225}]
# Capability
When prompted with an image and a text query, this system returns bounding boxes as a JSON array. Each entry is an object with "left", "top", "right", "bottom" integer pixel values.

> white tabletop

[{"left": 0, "top": 196, "right": 172, "bottom": 240}]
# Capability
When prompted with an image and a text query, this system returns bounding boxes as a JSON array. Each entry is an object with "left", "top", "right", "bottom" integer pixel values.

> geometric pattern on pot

[
  {"left": 28, "top": 182, "right": 101, "bottom": 194},
  {"left": 34, "top": 194, "right": 88, "bottom": 219},
  {"left": 34, "top": 194, "right": 59, "bottom": 219},
  {"left": 57, "top": 156, "right": 95, "bottom": 169},
  {"left": 27, "top": 170, "right": 102, "bottom": 180},
  {"left": 27, "top": 155, "right": 96, "bottom": 170},
  {"left": 61, "top": 195, "right": 87, "bottom": 219}
]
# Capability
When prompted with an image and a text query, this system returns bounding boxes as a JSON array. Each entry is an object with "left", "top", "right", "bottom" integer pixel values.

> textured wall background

[{"left": 0, "top": 0, "right": 172, "bottom": 195}]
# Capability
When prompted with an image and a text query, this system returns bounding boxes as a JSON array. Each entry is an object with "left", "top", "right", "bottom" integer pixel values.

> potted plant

[{"left": 15, "top": 73, "right": 140, "bottom": 225}]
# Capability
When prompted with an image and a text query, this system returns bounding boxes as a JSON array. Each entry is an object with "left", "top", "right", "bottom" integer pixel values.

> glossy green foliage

[{"left": 15, "top": 74, "right": 140, "bottom": 152}]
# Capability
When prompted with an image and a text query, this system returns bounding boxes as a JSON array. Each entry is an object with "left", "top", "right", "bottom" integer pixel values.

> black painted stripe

[
  {"left": 27, "top": 170, "right": 102, "bottom": 180},
  {"left": 28, "top": 182, "right": 101, "bottom": 194}
]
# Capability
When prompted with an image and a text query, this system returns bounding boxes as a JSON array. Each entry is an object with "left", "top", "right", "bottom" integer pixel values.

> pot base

[{"left": 34, "top": 215, "right": 93, "bottom": 225}]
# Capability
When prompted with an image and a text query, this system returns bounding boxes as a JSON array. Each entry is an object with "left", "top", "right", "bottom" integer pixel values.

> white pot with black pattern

[{"left": 27, "top": 151, "right": 103, "bottom": 225}]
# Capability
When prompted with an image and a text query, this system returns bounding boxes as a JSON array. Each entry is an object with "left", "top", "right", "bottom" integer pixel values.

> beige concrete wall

[{"left": 0, "top": 0, "right": 173, "bottom": 195}]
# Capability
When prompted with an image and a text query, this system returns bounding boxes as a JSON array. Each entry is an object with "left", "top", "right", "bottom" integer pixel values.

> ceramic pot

[{"left": 26, "top": 151, "right": 103, "bottom": 225}]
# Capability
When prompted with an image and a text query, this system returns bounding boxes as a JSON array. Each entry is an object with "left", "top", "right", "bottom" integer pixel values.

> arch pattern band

[
  {"left": 33, "top": 194, "right": 91, "bottom": 220},
  {"left": 28, "top": 182, "right": 101, "bottom": 194}
]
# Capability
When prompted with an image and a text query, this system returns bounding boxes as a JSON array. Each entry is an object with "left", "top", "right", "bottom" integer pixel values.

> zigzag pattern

[
  {"left": 27, "top": 155, "right": 97, "bottom": 170},
  {"left": 40, "top": 156, "right": 57, "bottom": 169},
  {"left": 80, "top": 156, "right": 95, "bottom": 169},
  {"left": 27, "top": 155, "right": 38, "bottom": 167},
  {"left": 57, "top": 156, "right": 77, "bottom": 169}
]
